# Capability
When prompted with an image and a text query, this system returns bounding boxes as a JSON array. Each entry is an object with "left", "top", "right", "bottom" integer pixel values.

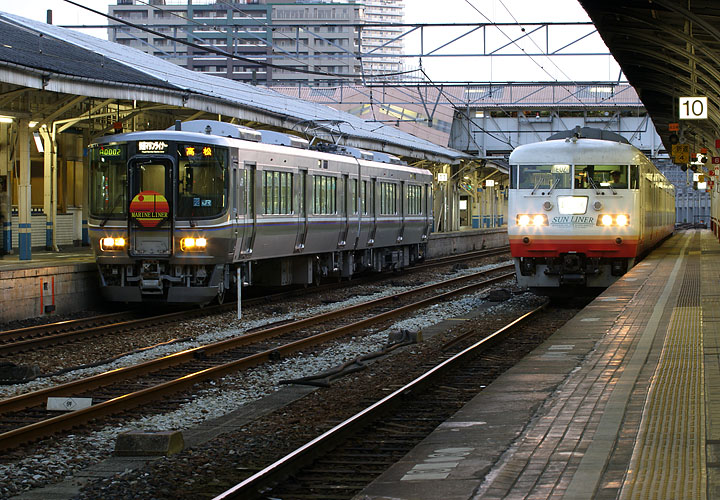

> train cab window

[
  {"left": 517, "top": 164, "right": 571, "bottom": 190},
  {"left": 575, "top": 165, "right": 628, "bottom": 189},
  {"left": 89, "top": 144, "right": 128, "bottom": 219},
  {"left": 630, "top": 165, "right": 640, "bottom": 189},
  {"left": 177, "top": 144, "right": 228, "bottom": 218}
]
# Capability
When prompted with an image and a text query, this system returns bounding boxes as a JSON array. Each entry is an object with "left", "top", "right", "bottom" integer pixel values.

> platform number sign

[{"left": 679, "top": 97, "right": 708, "bottom": 119}]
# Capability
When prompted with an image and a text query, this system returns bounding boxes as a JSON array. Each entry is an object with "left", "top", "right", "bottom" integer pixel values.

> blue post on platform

[
  {"left": 46, "top": 220, "right": 53, "bottom": 249},
  {"left": 19, "top": 222, "right": 31, "bottom": 260},
  {"left": 82, "top": 219, "right": 89, "bottom": 246}
]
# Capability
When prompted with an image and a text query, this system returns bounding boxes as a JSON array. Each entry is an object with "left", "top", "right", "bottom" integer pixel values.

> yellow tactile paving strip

[{"left": 620, "top": 304, "right": 705, "bottom": 499}]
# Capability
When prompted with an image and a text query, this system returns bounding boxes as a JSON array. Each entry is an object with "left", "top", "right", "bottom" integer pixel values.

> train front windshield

[
  {"left": 514, "top": 164, "right": 633, "bottom": 190},
  {"left": 89, "top": 141, "right": 229, "bottom": 222},
  {"left": 177, "top": 144, "right": 228, "bottom": 219},
  {"left": 89, "top": 145, "right": 128, "bottom": 220}
]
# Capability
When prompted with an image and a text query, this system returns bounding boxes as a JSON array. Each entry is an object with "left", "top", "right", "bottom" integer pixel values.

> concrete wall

[
  {"left": 0, "top": 263, "right": 101, "bottom": 323},
  {"left": 426, "top": 228, "right": 508, "bottom": 259}
]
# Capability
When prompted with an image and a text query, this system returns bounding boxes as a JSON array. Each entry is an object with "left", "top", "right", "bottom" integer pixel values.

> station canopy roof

[
  {"left": 0, "top": 12, "right": 470, "bottom": 164},
  {"left": 579, "top": 0, "right": 720, "bottom": 156}
]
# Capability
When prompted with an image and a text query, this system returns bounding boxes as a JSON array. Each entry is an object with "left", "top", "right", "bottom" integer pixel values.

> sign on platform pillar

[
  {"left": 0, "top": 123, "right": 10, "bottom": 254},
  {"left": 18, "top": 120, "right": 31, "bottom": 260}
]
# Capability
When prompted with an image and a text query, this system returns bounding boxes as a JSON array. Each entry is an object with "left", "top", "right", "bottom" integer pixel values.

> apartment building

[
  {"left": 109, "top": 0, "right": 272, "bottom": 84},
  {"left": 107, "top": 0, "right": 404, "bottom": 86}
]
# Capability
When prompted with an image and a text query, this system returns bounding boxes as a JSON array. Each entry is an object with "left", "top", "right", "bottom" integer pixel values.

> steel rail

[
  {"left": 0, "top": 247, "right": 510, "bottom": 356},
  {"left": 0, "top": 263, "right": 514, "bottom": 414},
  {"left": 0, "top": 268, "right": 514, "bottom": 451},
  {"left": 213, "top": 303, "right": 547, "bottom": 500}
]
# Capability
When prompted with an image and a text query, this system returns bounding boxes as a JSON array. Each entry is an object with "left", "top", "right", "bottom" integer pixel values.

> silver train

[{"left": 88, "top": 120, "right": 434, "bottom": 304}]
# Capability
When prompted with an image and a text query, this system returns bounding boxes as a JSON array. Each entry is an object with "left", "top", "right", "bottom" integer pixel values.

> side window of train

[
  {"left": 379, "top": 182, "right": 398, "bottom": 215},
  {"left": 262, "top": 170, "right": 293, "bottom": 215},
  {"left": 362, "top": 180, "right": 373, "bottom": 215},
  {"left": 298, "top": 172, "right": 306, "bottom": 216},
  {"left": 630, "top": 165, "right": 640, "bottom": 189},
  {"left": 407, "top": 184, "right": 422, "bottom": 214},
  {"left": 349, "top": 178, "right": 358, "bottom": 215},
  {"left": 313, "top": 175, "right": 337, "bottom": 214}
]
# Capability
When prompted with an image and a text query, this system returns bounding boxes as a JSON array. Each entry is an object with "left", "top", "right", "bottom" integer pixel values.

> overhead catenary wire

[{"left": 464, "top": 0, "right": 595, "bottom": 110}]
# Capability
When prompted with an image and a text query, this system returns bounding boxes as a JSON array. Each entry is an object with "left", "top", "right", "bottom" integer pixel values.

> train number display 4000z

[
  {"left": 88, "top": 120, "right": 433, "bottom": 304},
  {"left": 508, "top": 128, "right": 675, "bottom": 294}
]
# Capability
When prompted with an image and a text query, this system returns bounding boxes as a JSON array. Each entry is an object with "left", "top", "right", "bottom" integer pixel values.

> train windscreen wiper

[
  {"left": 587, "top": 176, "right": 603, "bottom": 194},
  {"left": 547, "top": 177, "right": 560, "bottom": 194},
  {"left": 100, "top": 194, "right": 124, "bottom": 227}
]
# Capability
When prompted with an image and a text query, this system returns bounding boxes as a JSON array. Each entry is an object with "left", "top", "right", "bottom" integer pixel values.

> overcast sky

[{"left": 0, "top": 0, "right": 622, "bottom": 82}]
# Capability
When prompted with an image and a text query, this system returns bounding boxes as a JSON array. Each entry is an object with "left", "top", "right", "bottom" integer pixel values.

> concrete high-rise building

[
  {"left": 269, "top": 1, "right": 364, "bottom": 85},
  {"left": 360, "top": 0, "right": 404, "bottom": 79},
  {"left": 109, "top": 1, "right": 273, "bottom": 85},
  {"left": 107, "top": 0, "right": 405, "bottom": 86}
]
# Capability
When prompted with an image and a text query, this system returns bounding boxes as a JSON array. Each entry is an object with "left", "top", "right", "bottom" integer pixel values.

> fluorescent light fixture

[
  {"left": 0, "top": 116, "right": 13, "bottom": 124},
  {"left": 28, "top": 121, "right": 38, "bottom": 128},
  {"left": 33, "top": 132, "right": 44, "bottom": 153}
]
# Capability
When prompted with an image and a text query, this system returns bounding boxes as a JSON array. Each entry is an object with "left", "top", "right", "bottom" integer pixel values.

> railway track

[
  {"left": 0, "top": 262, "right": 515, "bottom": 452},
  {"left": 214, "top": 304, "right": 550, "bottom": 500},
  {"left": 0, "top": 246, "right": 510, "bottom": 357}
]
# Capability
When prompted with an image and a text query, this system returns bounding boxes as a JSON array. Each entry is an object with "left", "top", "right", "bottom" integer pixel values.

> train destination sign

[
  {"left": 138, "top": 141, "right": 169, "bottom": 153},
  {"left": 99, "top": 146, "right": 124, "bottom": 158}
]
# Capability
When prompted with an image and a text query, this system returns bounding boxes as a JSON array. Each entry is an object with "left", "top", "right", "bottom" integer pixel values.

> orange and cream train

[{"left": 508, "top": 129, "right": 675, "bottom": 293}]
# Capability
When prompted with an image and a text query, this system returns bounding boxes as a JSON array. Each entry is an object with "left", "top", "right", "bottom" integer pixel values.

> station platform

[
  {"left": 0, "top": 247, "right": 99, "bottom": 324},
  {"left": 355, "top": 229, "right": 719, "bottom": 500}
]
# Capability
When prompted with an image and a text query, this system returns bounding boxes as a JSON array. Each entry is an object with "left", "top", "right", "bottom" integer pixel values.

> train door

[
  {"left": 424, "top": 183, "right": 432, "bottom": 237},
  {"left": 638, "top": 165, "right": 648, "bottom": 250},
  {"left": 128, "top": 157, "right": 173, "bottom": 257},
  {"left": 340, "top": 173, "right": 350, "bottom": 247},
  {"left": 398, "top": 180, "right": 406, "bottom": 242},
  {"left": 295, "top": 170, "right": 309, "bottom": 251},
  {"left": 231, "top": 157, "right": 243, "bottom": 260},
  {"left": 241, "top": 162, "right": 257, "bottom": 255},
  {"left": 368, "top": 178, "right": 378, "bottom": 245}
]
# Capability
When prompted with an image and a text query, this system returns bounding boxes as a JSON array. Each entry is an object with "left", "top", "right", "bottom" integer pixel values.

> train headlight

[
  {"left": 181, "top": 237, "right": 208, "bottom": 251},
  {"left": 101, "top": 236, "right": 126, "bottom": 251},
  {"left": 516, "top": 214, "right": 548, "bottom": 226},
  {"left": 598, "top": 214, "right": 630, "bottom": 226}
]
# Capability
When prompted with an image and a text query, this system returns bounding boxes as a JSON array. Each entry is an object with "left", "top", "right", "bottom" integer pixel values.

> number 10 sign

[{"left": 679, "top": 97, "right": 708, "bottom": 119}]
